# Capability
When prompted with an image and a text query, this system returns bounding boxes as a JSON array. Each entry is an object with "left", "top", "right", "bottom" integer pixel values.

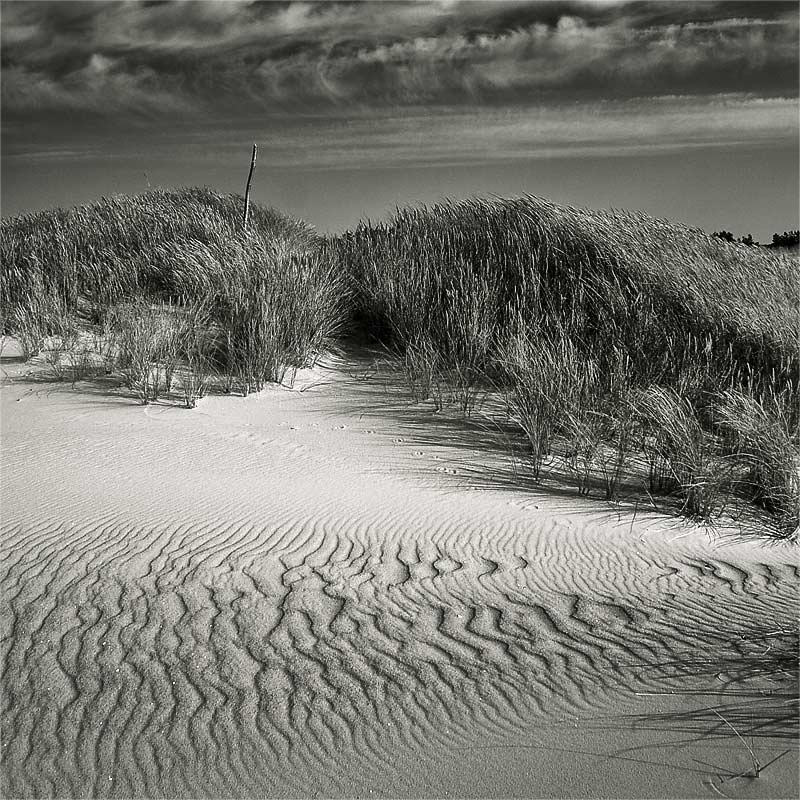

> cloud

[
  {"left": 1, "top": 0, "right": 797, "bottom": 186},
  {"left": 1, "top": 60, "right": 194, "bottom": 116},
  {"left": 2, "top": 0, "right": 797, "bottom": 118},
  {"left": 248, "top": 94, "right": 800, "bottom": 169},
  {"left": 6, "top": 93, "right": 794, "bottom": 171}
]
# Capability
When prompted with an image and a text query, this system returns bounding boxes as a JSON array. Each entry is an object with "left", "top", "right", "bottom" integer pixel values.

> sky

[{"left": 1, "top": 0, "right": 798, "bottom": 240}]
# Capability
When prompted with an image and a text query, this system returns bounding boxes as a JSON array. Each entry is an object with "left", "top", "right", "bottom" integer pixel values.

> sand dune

[{"left": 1, "top": 348, "right": 797, "bottom": 798}]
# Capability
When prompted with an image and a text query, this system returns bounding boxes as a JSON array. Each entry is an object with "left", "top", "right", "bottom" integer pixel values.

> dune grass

[
  {"left": 331, "top": 195, "right": 799, "bottom": 535},
  {"left": 2, "top": 189, "right": 796, "bottom": 533},
  {"left": 1, "top": 187, "right": 315, "bottom": 317},
  {"left": 1, "top": 188, "right": 346, "bottom": 403}
]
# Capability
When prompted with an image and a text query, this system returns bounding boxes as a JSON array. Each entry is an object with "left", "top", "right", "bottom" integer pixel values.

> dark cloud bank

[{"left": 3, "top": 1, "right": 798, "bottom": 116}]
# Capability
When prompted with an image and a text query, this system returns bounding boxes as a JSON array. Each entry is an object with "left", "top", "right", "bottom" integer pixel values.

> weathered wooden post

[{"left": 242, "top": 143, "right": 258, "bottom": 231}]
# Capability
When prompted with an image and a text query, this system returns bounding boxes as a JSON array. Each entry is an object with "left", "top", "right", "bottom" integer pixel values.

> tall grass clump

[
  {"left": 633, "top": 386, "right": 731, "bottom": 519},
  {"left": 11, "top": 293, "right": 60, "bottom": 362},
  {"left": 109, "top": 299, "right": 184, "bottom": 403},
  {"left": 1, "top": 187, "right": 316, "bottom": 322},
  {"left": 501, "top": 328, "right": 599, "bottom": 481},
  {"left": 715, "top": 390, "right": 799, "bottom": 535},
  {"left": 333, "top": 195, "right": 799, "bottom": 534},
  {"left": 213, "top": 237, "right": 347, "bottom": 393},
  {"left": 2, "top": 187, "right": 345, "bottom": 401},
  {"left": 179, "top": 304, "right": 216, "bottom": 409}
]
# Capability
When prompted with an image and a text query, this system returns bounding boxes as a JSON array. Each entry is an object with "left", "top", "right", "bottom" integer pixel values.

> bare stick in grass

[{"left": 242, "top": 143, "right": 257, "bottom": 231}]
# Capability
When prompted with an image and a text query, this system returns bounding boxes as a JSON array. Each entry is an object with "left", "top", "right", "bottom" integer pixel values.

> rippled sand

[{"left": 2, "top": 348, "right": 797, "bottom": 798}]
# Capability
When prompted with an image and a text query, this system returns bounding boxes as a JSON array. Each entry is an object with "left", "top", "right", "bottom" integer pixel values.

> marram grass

[
  {"left": 2, "top": 190, "right": 797, "bottom": 534},
  {"left": 1, "top": 187, "right": 346, "bottom": 398},
  {"left": 331, "top": 195, "right": 799, "bottom": 535}
]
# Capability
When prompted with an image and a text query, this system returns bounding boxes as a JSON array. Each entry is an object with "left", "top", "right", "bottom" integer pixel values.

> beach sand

[{"left": 1, "top": 344, "right": 797, "bottom": 798}]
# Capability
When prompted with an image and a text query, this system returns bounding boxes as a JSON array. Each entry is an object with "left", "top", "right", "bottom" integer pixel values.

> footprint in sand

[
  {"left": 435, "top": 466, "right": 459, "bottom": 475},
  {"left": 332, "top": 424, "right": 347, "bottom": 430},
  {"left": 508, "top": 500, "right": 539, "bottom": 511},
  {"left": 412, "top": 450, "right": 425, "bottom": 457},
  {"left": 392, "top": 437, "right": 405, "bottom": 443}
]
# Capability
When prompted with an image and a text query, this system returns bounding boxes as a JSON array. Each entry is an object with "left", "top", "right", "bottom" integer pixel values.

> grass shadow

[
  {"left": 620, "top": 623, "right": 798, "bottom": 751},
  {"left": 327, "top": 345, "right": 794, "bottom": 540}
]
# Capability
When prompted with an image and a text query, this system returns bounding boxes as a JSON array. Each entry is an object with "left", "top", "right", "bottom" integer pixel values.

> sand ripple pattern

[{"left": 2, "top": 509, "right": 797, "bottom": 798}]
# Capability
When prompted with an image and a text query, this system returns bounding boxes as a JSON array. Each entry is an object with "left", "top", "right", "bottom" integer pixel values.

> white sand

[{"left": 1, "top": 343, "right": 797, "bottom": 798}]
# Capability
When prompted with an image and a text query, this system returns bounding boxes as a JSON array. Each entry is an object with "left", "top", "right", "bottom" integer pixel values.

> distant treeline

[{"left": 712, "top": 229, "right": 799, "bottom": 248}]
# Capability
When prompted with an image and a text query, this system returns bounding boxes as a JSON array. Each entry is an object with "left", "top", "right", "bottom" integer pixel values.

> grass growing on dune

[
  {"left": 2, "top": 188, "right": 797, "bottom": 533},
  {"left": 1, "top": 188, "right": 346, "bottom": 402},
  {"left": 335, "top": 196, "right": 797, "bottom": 389},
  {"left": 1, "top": 187, "right": 316, "bottom": 320},
  {"left": 331, "top": 195, "right": 799, "bottom": 535}
]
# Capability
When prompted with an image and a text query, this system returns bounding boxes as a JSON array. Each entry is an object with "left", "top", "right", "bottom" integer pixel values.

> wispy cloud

[
  {"left": 1, "top": 0, "right": 797, "bottom": 193},
  {"left": 5, "top": 94, "right": 795, "bottom": 171},
  {"left": 2, "top": 0, "right": 797, "bottom": 118}
]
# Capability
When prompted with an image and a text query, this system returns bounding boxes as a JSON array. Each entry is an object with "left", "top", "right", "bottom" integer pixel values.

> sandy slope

[{"left": 1, "top": 344, "right": 797, "bottom": 799}]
